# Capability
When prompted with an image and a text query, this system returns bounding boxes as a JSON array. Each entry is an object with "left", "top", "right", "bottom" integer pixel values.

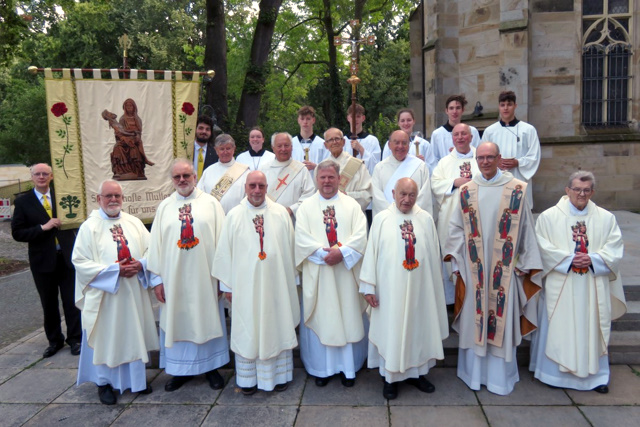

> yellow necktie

[
  {"left": 197, "top": 148, "right": 204, "bottom": 182},
  {"left": 43, "top": 194, "right": 52, "bottom": 218}
]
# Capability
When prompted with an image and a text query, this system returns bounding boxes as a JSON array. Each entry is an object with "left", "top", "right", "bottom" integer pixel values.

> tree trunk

[
  {"left": 204, "top": 0, "right": 228, "bottom": 130},
  {"left": 235, "top": 0, "right": 283, "bottom": 130},
  {"left": 322, "top": 0, "right": 345, "bottom": 129}
]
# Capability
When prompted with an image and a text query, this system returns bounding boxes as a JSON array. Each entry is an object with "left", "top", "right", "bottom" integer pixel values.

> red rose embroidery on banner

[
  {"left": 182, "top": 102, "right": 195, "bottom": 116},
  {"left": 51, "top": 102, "right": 68, "bottom": 117}
]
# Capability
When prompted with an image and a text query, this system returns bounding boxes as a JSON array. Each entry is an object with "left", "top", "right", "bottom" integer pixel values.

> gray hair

[
  {"left": 271, "top": 132, "right": 292, "bottom": 145},
  {"left": 97, "top": 179, "right": 122, "bottom": 195},
  {"left": 567, "top": 170, "right": 596, "bottom": 189},
  {"left": 316, "top": 159, "right": 340, "bottom": 176},
  {"left": 30, "top": 163, "right": 52, "bottom": 175},
  {"left": 323, "top": 127, "right": 343, "bottom": 140},
  {"left": 214, "top": 133, "right": 235, "bottom": 148},
  {"left": 169, "top": 158, "right": 196, "bottom": 177}
]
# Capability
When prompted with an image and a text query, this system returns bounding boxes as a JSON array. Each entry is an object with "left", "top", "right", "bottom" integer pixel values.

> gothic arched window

[{"left": 582, "top": 0, "right": 632, "bottom": 127}]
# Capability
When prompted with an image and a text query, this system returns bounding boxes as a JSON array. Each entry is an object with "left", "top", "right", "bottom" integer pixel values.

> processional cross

[{"left": 334, "top": 20, "right": 375, "bottom": 146}]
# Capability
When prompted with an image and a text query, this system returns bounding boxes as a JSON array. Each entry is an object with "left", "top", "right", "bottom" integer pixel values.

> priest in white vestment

[
  {"left": 360, "top": 178, "right": 448, "bottom": 400},
  {"left": 197, "top": 133, "right": 250, "bottom": 213},
  {"left": 481, "top": 91, "right": 540, "bottom": 209},
  {"left": 295, "top": 160, "right": 369, "bottom": 387},
  {"left": 73, "top": 180, "right": 158, "bottom": 405},
  {"left": 530, "top": 171, "right": 626, "bottom": 394},
  {"left": 260, "top": 132, "right": 316, "bottom": 218},
  {"left": 148, "top": 159, "right": 230, "bottom": 392},
  {"left": 323, "top": 127, "right": 372, "bottom": 211},
  {"left": 431, "top": 124, "right": 480, "bottom": 304},
  {"left": 430, "top": 95, "right": 480, "bottom": 164},
  {"left": 371, "top": 130, "right": 432, "bottom": 218},
  {"left": 213, "top": 171, "right": 299, "bottom": 395},
  {"left": 444, "top": 142, "right": 542, "bottom": 395}
]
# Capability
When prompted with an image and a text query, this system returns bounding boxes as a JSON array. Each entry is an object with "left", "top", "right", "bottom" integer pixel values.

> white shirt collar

[
  {"left": 569, "top": 202, "right": 588, "bottom": 216},
  {"left": 453, "top": 149, "right": 474, "bottom": 159},
  {"left": 479, "top": 169, "right": 502, "bottom": 183},
  {"left": 98, "top": 207, "right": 121, "bottom": 219},
  {"left": 319, "top": 192, "right": 339, "bottom": 202},
  {"left": 34, "top": 188, "right": 51, "bottom": 202}
]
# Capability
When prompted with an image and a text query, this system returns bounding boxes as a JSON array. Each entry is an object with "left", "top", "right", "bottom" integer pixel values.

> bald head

[
  {"left": 245, "top": 170, "right": 268, "bottom": 207},
  {"left": 393, "top": 178, "right": 418, "bottom": 214},
  {"left": 476, "top": 142, "right": 501, "bottom": 180},
  {"left": 389, "top": 130, "right": 410, "bottom": 161},
  {"left": 452, "top": 123, "right": 472, "bottom": 154}
]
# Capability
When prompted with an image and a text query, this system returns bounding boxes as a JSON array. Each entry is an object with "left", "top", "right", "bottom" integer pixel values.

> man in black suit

[
  {"left": 11, "top": 163, "right": 82, "bottom": 357},
  {"left": 194, "top": 115, "right": 219, "bottom": 183}
]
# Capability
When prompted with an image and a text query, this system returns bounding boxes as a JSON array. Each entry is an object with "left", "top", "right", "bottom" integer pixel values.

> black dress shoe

[
  {"left": 164, "top": 375, "right": 193, "bottom": 392},
  {"left": 98, "top": 384, "right": 117, "bottom": 405},
  {"left": 43, "top": 342, "right": 64, "bottom": 358},
  {"left": 593, "top": 385, "right": 609, "bottom": 394},
  {"left": 340, "top": 373, "right": 355, "bottom": 387},
  {"left": 242, "top": 386, "right": 257, "bottom": 395},
  {"left": 315, "top": 376, "right": 330, "bottom": 387},
  {"left": 205, "top": 370, "right": 224, "bottom": 390},
  {"left": 138, "top": 385, "right": 153, "bottom": 394},
  {"left": 70, "top": 342, "right": 81, "bottom": 356},
  {"left": 406, "top": 375, "right": 435, "bottom": 393},
  {"left": 383, "top": 381, "right": 398, "bottom": 400},
  {"left": 274, "top": 382, "right": 288, "bottom": 392}
]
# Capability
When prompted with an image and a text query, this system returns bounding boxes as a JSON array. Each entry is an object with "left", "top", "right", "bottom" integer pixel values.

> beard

[
  {"left": 196, "top": 134, "right": 210, "bottom": 144},
  {"left": 103, "top": 204, "right": 122, "bottom": 217}
]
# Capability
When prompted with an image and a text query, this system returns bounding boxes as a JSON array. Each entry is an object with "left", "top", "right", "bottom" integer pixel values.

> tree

[{"left": 203, "top": 0, "right": 228, "bottom": 130}]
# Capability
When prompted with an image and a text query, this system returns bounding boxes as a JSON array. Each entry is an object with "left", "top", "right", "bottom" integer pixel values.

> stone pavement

[{"left": 1, "top": 329, "right": 640, "bottom": 426}]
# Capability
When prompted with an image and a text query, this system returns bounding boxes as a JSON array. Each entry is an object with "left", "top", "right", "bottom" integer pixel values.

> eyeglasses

[
  {"left": 172, "top": 174, "right": 194, "bottom": 181},
  {"left": 32, "top": 172, "right": 51, "bottom": 177},
  {"left": 325, "top": 137, "right": 343, "bottom": 144},
  {"left": 476, "top": 155, "right": 497, "bottom": 162},
  {"left": 569, "top": 187, "right": 593, "bottom": 195},
  {"left": 100, "top": 194, "right": 122, "bottom": 200}
]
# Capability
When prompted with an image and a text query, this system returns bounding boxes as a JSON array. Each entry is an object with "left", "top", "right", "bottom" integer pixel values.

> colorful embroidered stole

[
  {"left": 267, "top": 160, "right": 304, "bottom": 202},
  {"left": 460, "top": 178, "right": 527, "bottom": 347},
  {"left": 210, "top": 162, "right": 248, "bottom": 201}
]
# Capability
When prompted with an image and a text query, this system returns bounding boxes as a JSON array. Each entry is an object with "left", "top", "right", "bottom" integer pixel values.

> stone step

[
  {"left": 623, "top": 283, "right": 640, "bottom": 301},
  {"left": 612, "top": 300, "right": 640, "bottom": 331},
  {"left": 609, "top": 330, "right": 640, "bottom": 364}
]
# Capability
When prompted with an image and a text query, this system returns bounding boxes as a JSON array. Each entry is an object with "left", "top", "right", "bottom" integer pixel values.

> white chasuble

[
  {"left": 197, "top": 159, "right": 250, "bottom": 213},
  {"left": 535, "top": 197, "right": 626, "bottom": 377},
  {"left": 332, "top": 151, "right": 372, "bottom": 211},
  {"left": 295, "top": 192, "right": 368, "bottom": 346},
  {"left": 444, "top": 172, "right": 542, "bottom": 361},
  {"left": 73, "top": 210, "right": 158, "bottom": 367},
  {"left": 260, "top": 158, "right": 316, "bottom": 215},
  {"left": 147, "top": 189, "right": 226, "bottom": 347},
  {"left": 371, "top": 155, "right": 432, "bottom": 218},
  {"left": 360, "top": 204, "right": 448, "bottom": 374},
  {"left": 213, "top": 198, "right": 299, "bottom": 360}
]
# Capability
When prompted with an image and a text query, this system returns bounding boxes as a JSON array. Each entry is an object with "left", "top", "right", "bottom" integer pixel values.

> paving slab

[
  {"left": 0, "top": 367, "right": 21, "bottom": 385},
  {"left": 22, "top": 403, "right": 125, "bottom": 426},
  {"left": 295, "top": 405, "right": 388, "bottom": 427},
  {"left": 114, "top": 403, "right": 211, "bottom": 426},
  {"left": 565, "top": 365, "right": 640, "bottom": 405},
  {"left": 134, "top": 371, "right": 224, "bottom": 405},
  {"left": 580, "top": 406, "right": 640, "bottom": 427},
  {"left": 32, "top": 347, "right": 80, "bottom": 369},
  {"left": 0, "top": 368, "right": 76, "bottom": 403},
  {"left": 53, "top": 369, "right": 161, "bottom": 404},
  {"left": 0, "top": 352, "right": 42, "bottom": 369},
  {"left": 202, "top": 405, "right": 298, "bottom": 426},
  {"left": 390, "top": 406, "right": 489, "bottom": 427},
  {"left": 0, "top": 403, "right": 45, "bottom": 427},
  {"left": 476, "top": 367, "right": 572, "bottom": 405},
  {"left": 389, "top": 367, "right": 479, "bottom": 406},
  {"left": 216, "top": 368, "right": 305, "bottom": 406},
  {"left": 483, "top": 406, "right": 590, "bottom": 427},
  {"left": 301, "top": 368, "right": 387, "bottom": 407}
]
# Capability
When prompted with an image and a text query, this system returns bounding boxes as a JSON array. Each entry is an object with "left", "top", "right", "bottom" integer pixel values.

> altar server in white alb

[
  {"left": 260, "top": 132, "right": 316, "bottom": 218},
  {"left": 444, "top": 142, "right": 542, "bottom": 395},
  {"left": 213, "top": 171, "right": 299, "bottom": 395},
  {"left": 235, "top": 127, "right": 275, "bottom": 171},
  {"left": 291, "top": 105, "right": 327, "bottom": 171},
  {"left": 343, "top": 103, "right": 381, "bottom": 177},
  {"left": 430, "top": 94, "right": 480, "bottom": 164},
  {"left": 295, "top": 160, "right": 368, "bottom": 388},
  {"left": 530, "top": 171, "right": 626, "bottom": 394},
  {"left": 197, "top": 133, "right": 250, "bottom": 213},
  {"left": 360, "top": 178, "right": 448, "bottom": 400},
  {"left": 382, "top": 108, "right": 436, "bottom": 172},
  {"left": 324, "top": 127, "right": 372, "bottom": 211},
  {"left": 431, "top": 123, "right": 480, "bottom": 304},
  {"left": 481, "top": 90, "right": 540, "bottom": 209},
  {"left": 371, "top": 129, "right": 432, "bottom": 218},
  {"left": 148, "top": 159, "right": 229, "bottom": 393},
  {"left": 73, "top": 180, "right": 158, "bottom": 405}
]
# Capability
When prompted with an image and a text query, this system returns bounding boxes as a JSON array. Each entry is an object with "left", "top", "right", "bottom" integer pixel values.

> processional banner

[{"left": 44, "top": 69, "right": 200, "bottom": 228}]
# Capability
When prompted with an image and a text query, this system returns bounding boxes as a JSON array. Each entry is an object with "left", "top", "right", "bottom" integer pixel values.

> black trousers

[{"left": 30, "top": 252, "right": 81, "bottom": 346}]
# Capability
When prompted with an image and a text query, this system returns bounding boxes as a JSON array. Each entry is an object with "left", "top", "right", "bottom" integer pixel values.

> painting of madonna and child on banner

[{"left": 44, "top": 69, "right": 200, "bottom": 228}]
